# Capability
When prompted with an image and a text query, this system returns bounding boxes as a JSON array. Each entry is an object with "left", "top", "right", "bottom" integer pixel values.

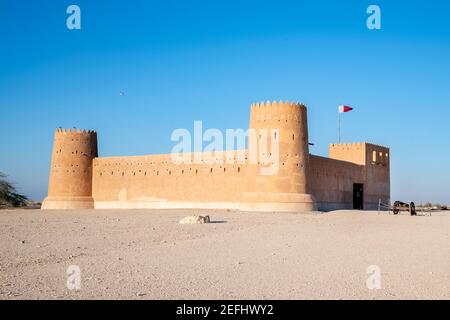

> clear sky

[{"left": 1, "top": 0, "right": 449, "bottom": 204}]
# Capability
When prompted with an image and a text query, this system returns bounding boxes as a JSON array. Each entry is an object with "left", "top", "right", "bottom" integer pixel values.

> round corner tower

[
  {"left": 247, "top": 101, "right": 316, "bottom": 211},
  {"left": 41, "top": 128, "right": 98, "bottom": 210}
]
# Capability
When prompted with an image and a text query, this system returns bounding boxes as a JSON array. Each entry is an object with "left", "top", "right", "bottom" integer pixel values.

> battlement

[
  {"left": 330, "top": 142, "right": 389, "bottom": 149},
  {"left": 250, "top": 101, "right": 306, "bottom": 112},
  {"left": 329, "top": 142, "right": 389, "bottom": 166},
  {"left": 331, "top": 142, "right": 365, "bottom": 147},
  {"left": 249, "top": 100, "right": 308, "bottom": 130},
  {"left": 55, "top": 128, "right": 96, "bottom": 135},
  {"left": 331, "top": 141, "right": 389, "bottom": 149}
]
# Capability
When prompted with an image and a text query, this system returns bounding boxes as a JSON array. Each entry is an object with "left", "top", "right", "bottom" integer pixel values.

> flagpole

[
  {"left": 338, "top": 105, "right": 353, "bottom": 143},
  {"left": 338, "top": 112, "right": 341, "bottom": 143}
]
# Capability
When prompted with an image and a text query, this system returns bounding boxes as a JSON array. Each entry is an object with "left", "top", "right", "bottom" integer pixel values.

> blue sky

[{"left": 0, "top": 0, "right": 449, "bottom": 203}]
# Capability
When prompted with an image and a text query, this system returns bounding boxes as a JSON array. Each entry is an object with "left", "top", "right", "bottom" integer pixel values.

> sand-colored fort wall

[
  {"left": 92, "top": 101, "right": 315, "bottom": 212},
  {"left": 315, "top": 142, "right": 391, "bottom": 210},
  {"left": 92, "top": 151, "right": 251, "bottom": 209},
  {"left": 42, "top": 102, "right": 390, "bottom": 212},
  {"left": 310, "top": 154, "right": 365, "bottom": 211}
]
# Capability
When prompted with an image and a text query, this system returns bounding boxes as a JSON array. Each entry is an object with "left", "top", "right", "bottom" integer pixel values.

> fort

[{"left": 41, "top": 101, "right": 390, "bottom": 212}]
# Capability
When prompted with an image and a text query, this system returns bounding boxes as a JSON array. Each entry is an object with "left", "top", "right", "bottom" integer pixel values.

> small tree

[{"left": 0, "top": 172, "right": 28, "bottom": 207}]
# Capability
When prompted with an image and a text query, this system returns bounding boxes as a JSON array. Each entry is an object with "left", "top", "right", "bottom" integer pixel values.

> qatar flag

[{"left": 338, "top": 105, "right": 353, "bottom": 113}]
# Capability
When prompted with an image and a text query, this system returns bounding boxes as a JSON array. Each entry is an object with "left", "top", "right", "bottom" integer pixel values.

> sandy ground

[{"left": 0, "top": 209, "right": 449, "bottom": 300}]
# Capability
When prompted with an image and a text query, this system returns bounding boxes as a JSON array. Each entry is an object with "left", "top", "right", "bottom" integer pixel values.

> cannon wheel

[
  {"left": 410, "top": 202, "right": 416, "bottom": 216},
  {"left": 393, "top": 201, "right": 400, "bottom": 215}
]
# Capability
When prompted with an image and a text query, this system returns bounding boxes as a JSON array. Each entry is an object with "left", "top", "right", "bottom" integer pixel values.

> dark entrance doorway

[{"left": 353, "top": 183, "right": 364, "bottom": 209}]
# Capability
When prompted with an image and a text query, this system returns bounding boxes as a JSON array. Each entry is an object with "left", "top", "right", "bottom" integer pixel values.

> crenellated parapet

[
  {"left": 250, "top": 101, "right": 306, "bottom": 126},
  {"left": 330, "top": 142, "right": 390, "bottom": 166},
  {"left": 250, "top": 100, "right": 306, "bottom": 110},
  {"left": 55, "top": 128, "right": 97, "bottom": 134}
]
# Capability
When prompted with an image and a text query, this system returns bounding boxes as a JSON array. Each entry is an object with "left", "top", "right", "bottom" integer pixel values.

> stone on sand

[{"left": 179, "top": 215, "right": 210, "bottom": 224}]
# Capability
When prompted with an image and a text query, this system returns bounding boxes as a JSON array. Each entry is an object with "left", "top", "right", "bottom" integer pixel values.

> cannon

[{"left": 393, "top": 201, "right": 416, "bottom": 216}]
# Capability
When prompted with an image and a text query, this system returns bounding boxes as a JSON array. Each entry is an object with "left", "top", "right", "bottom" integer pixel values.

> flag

[{"left": 338, "top": 105, "right": 353, "bottom": 113}]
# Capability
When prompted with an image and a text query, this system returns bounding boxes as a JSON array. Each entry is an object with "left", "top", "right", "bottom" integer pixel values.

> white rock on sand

[{"left": 179, "top": 215, "right": 210, "bottom": 224}]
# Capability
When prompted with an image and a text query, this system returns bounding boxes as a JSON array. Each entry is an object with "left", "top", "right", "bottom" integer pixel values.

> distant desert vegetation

[{"left": 0, "top": 172, "right": 39, "bottom": 209}]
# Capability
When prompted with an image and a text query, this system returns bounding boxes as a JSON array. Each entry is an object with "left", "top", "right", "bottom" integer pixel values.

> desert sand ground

[{"left": 0, "top": 209, "right": 449, "bottom": 300}]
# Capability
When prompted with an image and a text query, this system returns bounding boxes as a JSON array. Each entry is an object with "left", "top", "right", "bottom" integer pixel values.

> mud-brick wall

[
  {"left": 309, "top": 155, "right": 365, "bottom": 211},
  {"left": 92, "top": 151, "right": 251, "bottom": 205}
]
